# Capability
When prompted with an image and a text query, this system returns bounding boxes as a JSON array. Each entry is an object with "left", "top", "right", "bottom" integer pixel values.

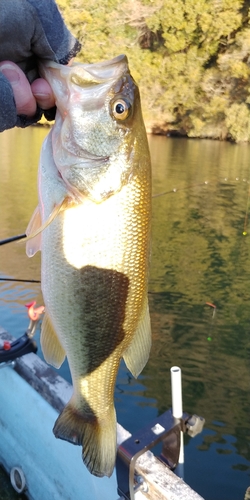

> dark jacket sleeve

[
  {"left": 0, "top": 73, "right": 18, "bottom": 132},
  {"left": 0, "top": 0, "right": 81, "bottom": 132},
  {"left": 0, "top": 73, "right": 44, "bottom": 132}
]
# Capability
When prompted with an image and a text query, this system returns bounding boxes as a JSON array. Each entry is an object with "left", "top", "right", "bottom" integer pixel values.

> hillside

[{"left": 57, "top": 0, "right": 250, "bottom": 142}]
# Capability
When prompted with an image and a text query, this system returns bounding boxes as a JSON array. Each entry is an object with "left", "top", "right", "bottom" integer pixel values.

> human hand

[
  {"left": 0, "top": 0, "right": 80, "bottom": 132},
  {"left": 0, "top": 61, "right": 55, "bottom": 118}
]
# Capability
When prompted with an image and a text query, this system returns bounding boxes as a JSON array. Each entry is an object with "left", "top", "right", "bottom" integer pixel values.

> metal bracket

[
  {"left": 116, "top": 409, "right": 205, "bottom": 500},
  {"left": 0, "top": 360, "right": 16, "bottom": 371},
  {"left": 186, "top": 414, "right": 205, "bottom": 438}
]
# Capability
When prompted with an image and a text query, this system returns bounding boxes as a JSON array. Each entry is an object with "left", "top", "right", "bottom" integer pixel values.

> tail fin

[{"left": 53, "top": 400, "right": 117, "bottom": 477}]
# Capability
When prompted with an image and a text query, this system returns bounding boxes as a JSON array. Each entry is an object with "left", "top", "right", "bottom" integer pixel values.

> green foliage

[
  {"left": 225, "top": 103, "right": 250, "bottom": 142},
  {"left": 58, "top": 0, "right": 250, "bottom": 142}
]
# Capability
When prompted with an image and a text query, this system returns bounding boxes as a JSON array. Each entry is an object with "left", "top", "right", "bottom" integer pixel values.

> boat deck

[{"left": 0, "top": 328, "right": 204, "bottom": 500}]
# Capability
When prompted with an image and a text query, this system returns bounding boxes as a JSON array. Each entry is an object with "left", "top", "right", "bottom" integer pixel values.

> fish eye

[{"left": 112, "top": 99, "right": 131, "bottom": 120}]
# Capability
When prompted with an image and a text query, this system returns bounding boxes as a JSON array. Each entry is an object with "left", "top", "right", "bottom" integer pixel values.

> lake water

[{"left": 0, "top": 128, "right": 249, "bottom": 500}]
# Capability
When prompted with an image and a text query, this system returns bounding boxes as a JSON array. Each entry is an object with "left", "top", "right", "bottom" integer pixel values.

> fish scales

[{"left": 26, "top": 55, "right": 151, "bottom": 478}]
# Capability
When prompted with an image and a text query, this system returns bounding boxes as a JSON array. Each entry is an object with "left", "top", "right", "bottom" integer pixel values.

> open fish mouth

[
  {"left": 70, "top": 54, "right": 129, "bottom": 81},
  {"left": 40, "top": 53, "right": 128, "bottom": 75},
  {"left": 39, "top": 54, "right": 130, "bottom": 107}
]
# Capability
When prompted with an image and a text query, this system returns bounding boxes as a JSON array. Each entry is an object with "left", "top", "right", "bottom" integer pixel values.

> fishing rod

[
  {"left": 1, "top": 176, "right": 249, "bottom": 248},
  {"left": 0, "top": 233, "right": 26, "bottom": 246},
  {"left": 152, "top": 180, "right": 210, "bottom": 198},
  {"left": 152, "top": 176, "right": 250, "bottom": 199},
  {"left": 0, "top": 233, "right": 40, "bottom": 283},
  {"left": 0, "top": 278, "right": 41, "bottom": 283},
  {"left": 0, "top": 182, "right": 212, "bottom": 249}
]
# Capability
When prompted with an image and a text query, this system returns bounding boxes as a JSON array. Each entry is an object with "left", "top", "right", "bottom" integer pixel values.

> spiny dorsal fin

[
  {"left": 41, "top": 312, "right": 66, "bottom": 368},
  {"left": 123, "top": 299, "right": 151, "bottom": 378}
]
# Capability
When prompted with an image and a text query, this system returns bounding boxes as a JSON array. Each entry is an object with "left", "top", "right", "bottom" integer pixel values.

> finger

[
  {"left": 0, "top": 61, "right": 36, "bottom": 117},
  {"left": 31, "top": 78, "right": 55, "bottom": 110}
]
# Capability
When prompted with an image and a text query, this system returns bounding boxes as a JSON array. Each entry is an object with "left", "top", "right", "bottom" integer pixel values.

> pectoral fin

[
  {"left": 123, "top": 299, "right": 151, "bottom": 378},
  {"left": 41, "top": 312, "right": 66, "bottom": 368},
  {"left": 25, "top": 197, "right": 72, "bottom": 254},
  {"left": 26, "top": 206, "right": 42, "bottom": 257}
]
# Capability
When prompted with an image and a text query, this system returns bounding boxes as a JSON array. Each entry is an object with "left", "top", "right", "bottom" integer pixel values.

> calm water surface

[{"left": 0, "top": 128, "right": 249, "bottom": 500}]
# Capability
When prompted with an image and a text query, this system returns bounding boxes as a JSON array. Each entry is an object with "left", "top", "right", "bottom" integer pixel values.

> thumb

[{"left": 30, "top": 78, "right": 55, "bottom": 110}]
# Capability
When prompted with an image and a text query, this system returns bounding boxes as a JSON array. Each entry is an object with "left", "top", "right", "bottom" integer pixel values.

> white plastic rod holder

[
  {"left": 170, "top": 366, "right": 183, "bottom": 418},
  {"left": 170, "top": 366, "right": 184, "bottom": 476}
]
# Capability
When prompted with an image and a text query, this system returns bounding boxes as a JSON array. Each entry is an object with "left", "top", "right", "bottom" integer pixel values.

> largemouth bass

[{"left": 26, "top": 55, "right": 151, "bottom": 478}]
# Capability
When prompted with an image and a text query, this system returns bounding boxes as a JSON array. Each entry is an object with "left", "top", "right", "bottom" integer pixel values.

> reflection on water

[{"left": 0, "top": 129, "right": 250, "bottom": 500}]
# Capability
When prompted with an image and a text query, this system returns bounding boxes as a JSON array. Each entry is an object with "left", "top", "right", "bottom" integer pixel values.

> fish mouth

[
  {"left": 74, "top": 54, "right": 128, "bottom": 80},
  {"left": 39, "top": 54, "right": 132, "bottom": 119},
  {"left": 39, "top": 55, "right": 129, "bottom": 89}
]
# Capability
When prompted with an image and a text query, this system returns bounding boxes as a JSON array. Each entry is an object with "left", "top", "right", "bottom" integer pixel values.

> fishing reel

[{"left": 0, "top": 302, "right": 44, "bottom": 366}]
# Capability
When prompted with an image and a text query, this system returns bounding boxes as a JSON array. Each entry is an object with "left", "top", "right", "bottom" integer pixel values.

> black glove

[{"left": 0, "top": 0, "right": 81, "bottom": 131}]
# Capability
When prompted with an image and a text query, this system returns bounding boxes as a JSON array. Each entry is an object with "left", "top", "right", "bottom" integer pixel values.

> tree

[{"left": 55, "top": 0, "right": 250, "bottom": 142}]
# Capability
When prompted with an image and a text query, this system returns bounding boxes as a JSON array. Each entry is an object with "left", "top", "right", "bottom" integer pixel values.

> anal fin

[
  {"left": 41, "top": 312, "right": 66, "bottom": 368},
  {"left": 123, "top": 299, "right": 151, "bottom": 378}
]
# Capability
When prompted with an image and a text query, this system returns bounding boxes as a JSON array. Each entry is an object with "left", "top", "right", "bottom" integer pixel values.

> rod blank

[{"left": 0, "top": 234, "right": 26, "bottom": 246}]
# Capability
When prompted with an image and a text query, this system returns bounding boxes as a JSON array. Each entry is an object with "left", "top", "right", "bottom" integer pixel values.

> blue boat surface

[{"left": 0, "top": 327, "right": 204, "bottom": 500}]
